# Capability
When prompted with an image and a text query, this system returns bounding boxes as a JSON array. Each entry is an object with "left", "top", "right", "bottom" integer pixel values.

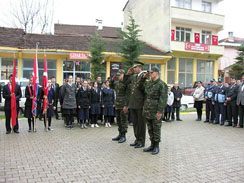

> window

[
  {"left": 167, "top": 58, "right": 176, "bottom": 84},
  {"left": 197, "top": 60, "right": 214, "bottom": 82},
  {"left": 176, "top": 0, "right": 192, "bottom": 9},
  {"left": 179, "top": 58, "right": 193, "bottom": 88},
  {"left": 143, "top": 63, "right": 162, "bottom": 79},
  {"left": 202, "top": 1, "right": 212, "bottom": 13},
  {"left": 176, "top": 27, "right": 192, "bottom": 42},
  {"left": 202, "top": 30, "right": 212, "bottom": 44},
  {"left": 22, "top": 59, "right": 56, "bottom": 85},
  {"left": 0, "top": 58, "right": 18, "bottom": 80},
  {"left": 63, "top": 60, "right": 91, "bottom": 81}
]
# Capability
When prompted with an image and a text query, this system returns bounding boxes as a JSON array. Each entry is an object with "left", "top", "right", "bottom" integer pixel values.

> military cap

[
  {"left": 210, "top": 78, "right": 215, "bottom": 82},
  {"left": 218, "top": 78, "right": 223, "bottom": 83},
  {"left": 149, "top": 66, "right": 160, "bottom": 73},
  {"left": 116, "top": 69, "right": 125, "bottom": 76},
  {"left": 133, "top": 60, "right": 144, "bottom": 68}
]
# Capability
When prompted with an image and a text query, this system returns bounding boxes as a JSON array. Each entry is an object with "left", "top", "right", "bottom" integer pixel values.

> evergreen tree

[
  {"left": 229, "top": 43, "right": 244, "bottom": 79},
  {"left": 118, "top": 14, "right": 144, "bottom": 72},
  {"left": 89, "top": 33, "right": 106, "bottom": 81}
]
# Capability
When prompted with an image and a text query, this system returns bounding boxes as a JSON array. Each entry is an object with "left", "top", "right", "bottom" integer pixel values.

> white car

[{"left": 180, "top": 95, "right": 194, "bottom": 111}]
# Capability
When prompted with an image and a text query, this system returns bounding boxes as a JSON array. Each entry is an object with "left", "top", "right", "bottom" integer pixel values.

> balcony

[
  {"left": 171, "top": 41, "right": 224, "bottom": 58},
  {"left": 171, "top": 7, "right": 224, "bottom": 31}
]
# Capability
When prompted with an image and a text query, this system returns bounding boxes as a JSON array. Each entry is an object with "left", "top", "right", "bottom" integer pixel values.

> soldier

[
  {"left": 110, "top": 69, "right": 129, "bottom": 143},
  {"left": 212, "top": 78, "right": 227, "bottom": 125},
  {"left": 124, "top": 61, "right": 146, "bottom": 148},
  {"left": 204, "top": 79, "right": 216, "bottom": 123},
  {"left": 141, "top": 67, "right": 168, "bottom": 155},
  {"left": 225, "top": 77, "right": 239, "bottom": 127}
]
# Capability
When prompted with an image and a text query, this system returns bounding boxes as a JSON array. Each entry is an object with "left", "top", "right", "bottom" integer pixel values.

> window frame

[
  {"left": 178, "top": 58, "right": 193, "bottom": 88},
  {"left": 202, "top": 1, "right": 212, "bottom": 13},
  {"left": 197, "top": 60, "right": 214, "bottom": 82},
  {"left": 202, "top": 30, "right": 212, "bottom": 44},
  {"left": 176, "top": 0, "right": 192, "bottom": 9},
  {"left": 176, "top": 27, "right": 192, "bottom": 42}
]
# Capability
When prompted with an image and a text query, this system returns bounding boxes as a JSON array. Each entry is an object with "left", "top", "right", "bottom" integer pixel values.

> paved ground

[{"left": 1, "top": 114, "right": 244, "bottom": 183}]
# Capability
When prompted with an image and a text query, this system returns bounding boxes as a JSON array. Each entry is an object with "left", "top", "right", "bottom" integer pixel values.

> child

[
  {"left": 102, "top": 80, "right": 115, "bottom": 128},
  {"left": 90, "top": 82, "right": 101, "bottom": 128},
  {"left": 77, "top": 80, "right": 91, "bottom": 129},
  {"left": 165, "top": 86, "right": 174, "bottom": 122}
]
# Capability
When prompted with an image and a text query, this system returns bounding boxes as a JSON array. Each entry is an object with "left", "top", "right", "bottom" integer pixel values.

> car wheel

[{"left": 180, "top": 104, "right": 187, "bottom": 111}]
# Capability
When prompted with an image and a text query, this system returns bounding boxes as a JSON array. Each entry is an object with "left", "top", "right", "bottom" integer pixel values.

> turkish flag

[
  {"left": 11, "top": 57, "right": 17, "bottom": 127},
  {"left": 42, "top": 55, "right": 48, "bottom": 113},
  {"left": 212, "top": 35, "right": 218, "bottom": 45},
  {"left": 171, "top": 29, "right": 175, "bottom": 40},
  {"left": 194, "top": 33, "right": 200, "bottom": 43}
]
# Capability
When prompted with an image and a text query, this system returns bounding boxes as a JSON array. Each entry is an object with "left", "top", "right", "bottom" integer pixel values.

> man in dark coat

[
  {"left": 171, "top": 82, "right": 183, "bottom": 121},
  {"left": 3, "top": 74, "right": 22, "bottom": 134},
  {"left": 237, "top": 74, "right": 244, "bottom": 128},
  {"left": 51, "top": 76, "right": 60, "bottom": 120},
  {"left": 124, "top": 61, "right": 146, "bottom": 148}
]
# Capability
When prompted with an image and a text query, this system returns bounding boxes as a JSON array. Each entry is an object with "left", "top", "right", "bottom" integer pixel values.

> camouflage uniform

[
  {"left": 143, "top": 77, "right": 168, "bottom": 144},
  {"left": 110, "top": 71, "right": 129, "bottom": 138}
]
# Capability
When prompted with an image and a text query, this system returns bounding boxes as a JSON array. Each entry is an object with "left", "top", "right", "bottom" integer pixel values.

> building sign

[
  {"left": 185, "top": 42, "right": 210, "bottom": 52},
  {"left": 110, "top": 62, "right": 122, "bottom": 76},
  {"left": 212, "top": 35, "right": 218, "bottom": 45},
  {"left": 69, "top": 52, "right": 91, "bottom": 60},
  {"left": 194, "top": 33, "right": 200, "bottom": 43},
  {"left": 171, "top": 29, "right": 175, "bottom": 40}
]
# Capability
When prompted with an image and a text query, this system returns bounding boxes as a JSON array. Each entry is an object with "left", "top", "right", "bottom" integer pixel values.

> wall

[
  {"left": 124, "top": 0, "right": 171, "bottom": 52},
  {"left": 219, "top": 47, "right": 238, "bottom": 70}
]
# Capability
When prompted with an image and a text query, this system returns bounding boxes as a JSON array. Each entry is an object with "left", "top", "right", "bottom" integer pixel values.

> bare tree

[{"left": 9, "top": 0, "right": 54, "bottom": 33}]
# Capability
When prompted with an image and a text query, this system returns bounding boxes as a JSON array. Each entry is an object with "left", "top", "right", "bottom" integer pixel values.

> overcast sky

[{"left": 0, "top": 0, "right": 243, "bottom": 39}]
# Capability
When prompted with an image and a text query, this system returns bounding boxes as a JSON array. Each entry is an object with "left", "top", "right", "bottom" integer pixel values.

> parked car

[
  {"left": 180, "top": 95, "right": 194, "bottom": 111},
  {"left": 181, "top": 81, "right": 209, "bottom": 96},
  {"left": 0, "top": 78, "right": 29, "bottom": 114}
]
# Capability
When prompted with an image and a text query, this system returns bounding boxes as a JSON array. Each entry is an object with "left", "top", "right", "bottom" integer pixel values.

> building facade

[
  {"left": 0, "top": 26, "right": 171, "bottom": 85},
  {"left": 124, "top": 0, "right": 225, "bottom": 87}
]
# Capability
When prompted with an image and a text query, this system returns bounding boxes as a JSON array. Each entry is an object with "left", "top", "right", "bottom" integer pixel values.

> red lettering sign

[
  {"left": 171, "top": 29, "right": 175, "bottom": 40},
  {"left": 69, "top": 53, "right": 91, "bottom": 60},
  {"left": 212, "top": 35, "right": 218, "bottom": 45},
  {"left": 185, "top": 42, "right": 210, "bottom": 52},
  {"left": 194, "top": 33, "right": 200, "bottom": 43}
]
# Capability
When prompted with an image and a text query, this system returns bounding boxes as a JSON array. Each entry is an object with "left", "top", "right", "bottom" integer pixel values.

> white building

[{"left": 124, "top": 0, "right": 225, "bottom": 87}]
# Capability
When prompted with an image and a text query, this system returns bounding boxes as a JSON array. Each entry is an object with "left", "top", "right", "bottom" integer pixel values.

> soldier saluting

[
  {"left": 110, "top": 69, "right": 129, "bottom": 143},
  {"left": 140, "top": 67, "right": 168, "bottom": 155},
  {"left": 124, "top": 61, "right": 146, "bottom": 148}
]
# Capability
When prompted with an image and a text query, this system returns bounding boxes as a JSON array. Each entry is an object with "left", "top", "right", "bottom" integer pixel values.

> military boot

[
  {"left": 152, "top": 142, "right": 160, "bottom": 155},
  {"left": 118, "top": 134, "right": 126, "bottom": 143},
  {"left": 112, "top": 134, "right": 121, "bottom": 141},
  {"left": 143, "top": 143, "right": 154, "bottom": 152}
]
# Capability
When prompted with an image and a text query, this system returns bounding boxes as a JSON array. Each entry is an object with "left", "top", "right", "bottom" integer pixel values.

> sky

[{"left": 0, "top": 0, "right": 243, "bottom": 39}]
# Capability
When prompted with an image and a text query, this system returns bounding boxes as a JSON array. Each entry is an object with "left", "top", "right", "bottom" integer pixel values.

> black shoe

[
  {"left": 196, "top": 118, "right": 201, "bottom": 121},
  {"left": 143, "top": 144, "right": 154, "bottom": 152},
  {"left": 213, "top": 121, "right": 219, "bottom": 124},
  {"left": 209, "top": 120, "right": 213, "bottom": 123},
  {"left": 134, "top": 144, "right": 144, "bottom": 148},
  {"left": 220, "top": 123, "right": 224, "bottom": 126},
  {"left": 56, "top": 117, "right": 61, "bottom": 120},
  {"left": 204, "top": 120, "right": 209, "bottom": 123},
  {"left": 118, "top": 136, "right": 126, "bottom": 143},
  {"left": 225, "top": 122, "right": 232, "bottom": 126},
  {"left": 152, "top": 143, "right": 160, "bottom": 155},
  {"left": 6, "top": 131, "right": 11, "bottom": 134},
  {"left": 130, "top": 142, "right": 137, "bottom": 146},
  {"left": 232, "top": 124, "right": 237, "bottom": 127},
  {"left": 112, "top": 134, "right": 121, "bottom": 141},
  {"left": 28, "top": 128, "right": 32, "bottom": 132},
  {"left": 176, "top": 119, "right": 182, "bottom": 121},
  {"left": 14, "top": 130, "right": 19, "bottom": 134}
]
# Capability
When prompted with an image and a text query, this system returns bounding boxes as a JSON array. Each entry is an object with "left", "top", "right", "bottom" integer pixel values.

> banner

[{"left": 194, "top": 33, "right": 200, "bottom": 43}]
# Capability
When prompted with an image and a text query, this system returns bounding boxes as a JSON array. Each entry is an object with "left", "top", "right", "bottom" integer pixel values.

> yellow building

[{"left": 0, "top": 26, "right": 171, "bottom": 85}]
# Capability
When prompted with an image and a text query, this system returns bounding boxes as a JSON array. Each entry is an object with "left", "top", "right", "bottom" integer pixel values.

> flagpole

[{"left": 33, "top": 42, "right": 39, "bottom": 133}]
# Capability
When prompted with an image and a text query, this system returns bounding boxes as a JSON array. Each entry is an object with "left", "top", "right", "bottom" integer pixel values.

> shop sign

[
  {"left": 185, "top": 42, "right": 210, "bottom": 52},
  {"left": 69, "top": 52, "right": 91, "bottom": 60}
]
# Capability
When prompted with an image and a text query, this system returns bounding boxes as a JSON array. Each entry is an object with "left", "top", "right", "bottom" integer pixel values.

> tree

[
  {"left": 118, "top": 14, "right": 144, "bottom": 72},
  {"left": 89, "top": 33, "right": 106, "bottom": 81},
  {"left": 229, "top": 43, "right": 244, "bottom": 79},
  {"left": 9, "top": 0, "right": 54, "bottom": 33}
]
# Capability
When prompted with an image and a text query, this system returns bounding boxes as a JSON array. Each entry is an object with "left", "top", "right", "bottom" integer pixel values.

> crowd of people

[
  {"left": 192, "top": 76, "right": 244, "bottom": 127},
  {"left": 1, "top": 62, "right": 244, "bottom": 155}
]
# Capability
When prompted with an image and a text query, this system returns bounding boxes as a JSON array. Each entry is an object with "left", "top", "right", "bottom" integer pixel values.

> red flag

[
  {"left": 11, "top": 57, "right": 17, "bottom": 127},
  {"left": 42, "top": 55, "right": 48, "bottom": 113},
  {"left": 171, "top": 29, "right": 175, "bottom": 40},
  {"left": 32, "top": 49, "right": 38, "bottom": 117},
  {"left": 212, "top": 35, "right": 218, "bottom": 45},
  {"left": 194, "top": 33, "right": 200, "bottom": 43}
]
